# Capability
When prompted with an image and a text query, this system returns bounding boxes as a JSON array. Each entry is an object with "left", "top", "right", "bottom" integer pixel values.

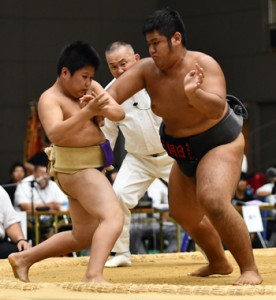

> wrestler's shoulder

[
  {"left": 39, "top": 87, "right": 65, "bottom": 104},
  {"left": 189, "top": 51, "right": 221, "bottom": 68}
]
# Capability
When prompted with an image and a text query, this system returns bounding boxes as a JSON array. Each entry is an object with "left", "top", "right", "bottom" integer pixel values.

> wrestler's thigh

[
  {"left": 57, "top": 169, "right": 122, "bottom": 218},
  {"left": 68, "top": 197, "right": 99, "bottom": 240},
  {"left": 196, "top": 134, "right": 245, "bottom": 206},
  {"left": 168, "top": 162, "right": 204, "bottom": 224}
]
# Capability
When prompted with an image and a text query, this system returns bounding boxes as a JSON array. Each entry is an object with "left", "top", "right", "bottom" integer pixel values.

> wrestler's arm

[
  {"left": 184, "top": 54, "right": 226, "bottom": 119},
  {"left": 81, "top": 80, "right": 125, "bottom": 122},
  {"left": 91, "top": 80, "right": 125, "bottom": 121},
  {"left": 107, "top": 58, "right": 147, "bottom": 104}
]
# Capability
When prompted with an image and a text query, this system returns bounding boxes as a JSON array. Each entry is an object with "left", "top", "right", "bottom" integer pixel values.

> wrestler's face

[
  {"left": 62, "top": 66, "right": 95, "bottom": 99},
  {"left": 106, "top": 46, "right": 139, "bottom": 79},
  {"left": 146, "top": 31, "right": 179, "bottom": 70}
]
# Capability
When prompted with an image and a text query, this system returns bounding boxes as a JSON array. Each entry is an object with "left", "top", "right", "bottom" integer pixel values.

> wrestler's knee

[
  {"left": 198, "top": 192, "right": 226, "bottom": 220},
  {"left": 71, "top": 230, "right": 91, "bottom": 249}
]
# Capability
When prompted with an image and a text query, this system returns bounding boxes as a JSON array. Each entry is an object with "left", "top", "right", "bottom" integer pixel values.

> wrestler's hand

[
  {"left": 79, "top": 93, "right": 105, "bottom": 126},
  {"left": 80, "top": 91, "right": 125, "bottom": 122},
  {"left": 184, "top": 63, "right": 205, "bottom": 95},
  {"left": 93, "top": 116, "right": 105, "bottom": 127},
  {"left": 79, "top": 91, "right": 97, "bottom": 108}
]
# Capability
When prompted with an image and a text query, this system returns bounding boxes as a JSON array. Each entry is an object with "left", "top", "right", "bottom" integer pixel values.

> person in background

[
  {"left": 14, "top": 164, "right": 69, "bottom": 242},
  {"left": 14, "top": 164, "right": 68, "bottom": 213},
  {"left": 24, "top": 137, "right": 50, "bottom": 176},
  {"left": 232, "top": 172, "right": 256, "bottom": 204},
  {"left": 256, "top": 167, "right": 276, "bottom": 242},
  {"left": 0, "top": 186, "right": 31, "bottom": 259},
  {"left": 256, "top": 167, "right": 276, "bottom": 201},
  {"left": 102, "top": 41, "right": 173, "bottom": 267},
  {"left": 3, "top": 162, "right": 27, "bottom": 205},
  {"left": 107, "top": 8, "right": 261, "bottom": 285}
]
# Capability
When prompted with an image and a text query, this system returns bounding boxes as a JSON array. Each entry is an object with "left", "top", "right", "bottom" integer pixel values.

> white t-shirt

[
  {"left": 14, "top": 175, "right": 68, "bottom": 210},
  {"left": 0, "top": 186, "right": 20, "bottom": 240},
  {"left": 256, "top": 183, "right": 275, "bottom": 204}
]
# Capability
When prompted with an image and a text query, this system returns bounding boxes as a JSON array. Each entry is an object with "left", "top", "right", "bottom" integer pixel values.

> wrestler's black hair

[
  {"left": 142, "top": 7, "right": 187, "bottom": 47},
  {"left": 57, "top": 41, "right": 101, "bottom": 76}
]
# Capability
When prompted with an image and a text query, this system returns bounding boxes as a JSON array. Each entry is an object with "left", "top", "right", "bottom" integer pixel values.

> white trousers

[{"left": 111, "top": 152, "right": 173, "bottom": 253}]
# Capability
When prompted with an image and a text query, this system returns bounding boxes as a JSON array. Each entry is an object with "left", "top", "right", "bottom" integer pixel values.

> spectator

[
  {"left": 3, "top": 162, "right": 27, "bottom": 205},
  {"left": 14, "top": 164, "right": 68, "bottom": 242},
  {"left": 0, "top": 186, "right": 31, "bottom": 259},
  {"left": 24, "top": 137, "right": 50, "bottom": 175},
  {"left": 256, "top": 167, "right": 276, "bottom": 241},
  {"left": 232, "top": 172, "right": 256, "bottom": 204}
]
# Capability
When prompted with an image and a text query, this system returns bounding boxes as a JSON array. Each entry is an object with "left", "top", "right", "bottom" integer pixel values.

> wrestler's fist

[
  {"left": 79, "top": 91, "right": 97, "bottom": 108},
  {"left": 184, "top": 63, "right": 205, "bottom": 95}
]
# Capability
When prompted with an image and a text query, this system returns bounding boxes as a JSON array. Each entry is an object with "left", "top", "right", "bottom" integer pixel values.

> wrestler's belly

[
  {"left": 56, "top": 125, "right": 106, "bottom": 147},
  {"left": 162, "top": 118, "right": 221, "bottom": 138}
]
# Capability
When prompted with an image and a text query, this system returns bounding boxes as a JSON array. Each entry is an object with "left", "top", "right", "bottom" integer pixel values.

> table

[{"left": 27, "top": 210, "right": 71, "bottom": 245}]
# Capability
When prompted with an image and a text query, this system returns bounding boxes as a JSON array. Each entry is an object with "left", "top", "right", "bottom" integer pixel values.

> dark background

[{"left": 0, "top": 0, "right": 275, "bottom": 182}]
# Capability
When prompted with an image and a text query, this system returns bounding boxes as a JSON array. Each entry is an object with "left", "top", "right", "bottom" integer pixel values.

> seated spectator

[
  {"left": 232, "top": 172, "right": 256, "bottom": 205},
  {"left": 24, "top": 137, "right": 50, "bottom": 175},
  {"left": 3, "top": 162, "right": 27, "bottom": 205},
  {"left": 130, "top": 178, "right": 177, "bottom": 254},
  {"left": 14, "top": 164, "right": 69, "bottom": 242},
  {"left": 0, "top": 186, "right": 31, "bottom": 259},
  {"left": 256, "top": 167, "right": 276, "bottom": 242},
  {"left": 256, "top": 167, "right": 276, "bottom": 202}
]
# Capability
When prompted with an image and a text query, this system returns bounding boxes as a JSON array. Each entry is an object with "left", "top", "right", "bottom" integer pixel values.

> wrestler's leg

[
  {"left": 169, "top": 162, "right": 233, "bottom": 278},
  {"left": 195, "top": 134, "right": 262, "bottom": 285},
  {"left": 58, "top": 168, "right": 124, "bottom": 282},
  {"left": 8, "top": 225, "right": 93, "bottom": 282},
  {"left": 8, "top": 194, "right": 104, "bottom": 282},
  {"left": 9, "top": 169, "right": 123, "bottom": 283}
]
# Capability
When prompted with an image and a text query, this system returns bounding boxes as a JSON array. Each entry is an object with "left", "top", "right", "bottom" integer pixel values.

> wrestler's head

[
  {"left": 105, "top": 41, "right": 140, "bottom": 79},
  {"left": 56, "top": 41, "right": 101, "bottom": 99},
  {"left": 142, "top": 7, "right": 187, "bottom": 48},
  {"left": 57, "top": 41, "right": 101, "bottom": 76}
]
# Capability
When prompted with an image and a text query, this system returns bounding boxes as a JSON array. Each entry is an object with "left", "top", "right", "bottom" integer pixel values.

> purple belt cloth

[{"left": 99, "top": 139, "right": 114, "bottom": 170}]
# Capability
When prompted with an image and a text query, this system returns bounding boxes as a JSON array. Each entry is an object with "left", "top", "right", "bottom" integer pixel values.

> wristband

[{"left": 16, "top": 238, "right": 28, "bottom": 245}]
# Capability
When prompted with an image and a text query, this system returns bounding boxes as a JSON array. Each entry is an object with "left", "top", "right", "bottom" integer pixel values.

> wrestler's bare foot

[
  {"left": 82, "top": 274, "right": 110, "bottom": 284},
  {"left": 188, "top": 260, "right": 233, "bottom": 277},
  {"left": 233, "top": 271, "right": 263, "bottom": 285},
  {"left": 8, "top": 253, "right": 30, "bottom": 282}
]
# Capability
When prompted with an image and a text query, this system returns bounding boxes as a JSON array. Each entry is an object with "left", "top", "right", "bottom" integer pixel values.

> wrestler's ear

[
  {"left": 171, "top": 32, "right": 182, "bottom": 46},
  {"left": 61, "top": 67, "right": 70, "bottom": 78}
]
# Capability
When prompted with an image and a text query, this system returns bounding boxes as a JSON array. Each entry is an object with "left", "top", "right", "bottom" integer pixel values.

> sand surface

[{"left": 0, "top": 248, "right": 276, "bottom": 300}]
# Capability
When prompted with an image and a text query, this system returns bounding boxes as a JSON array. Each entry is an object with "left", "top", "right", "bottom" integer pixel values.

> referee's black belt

[{"left": 150, "top": 151, "right": 166, "bottom": 157}]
